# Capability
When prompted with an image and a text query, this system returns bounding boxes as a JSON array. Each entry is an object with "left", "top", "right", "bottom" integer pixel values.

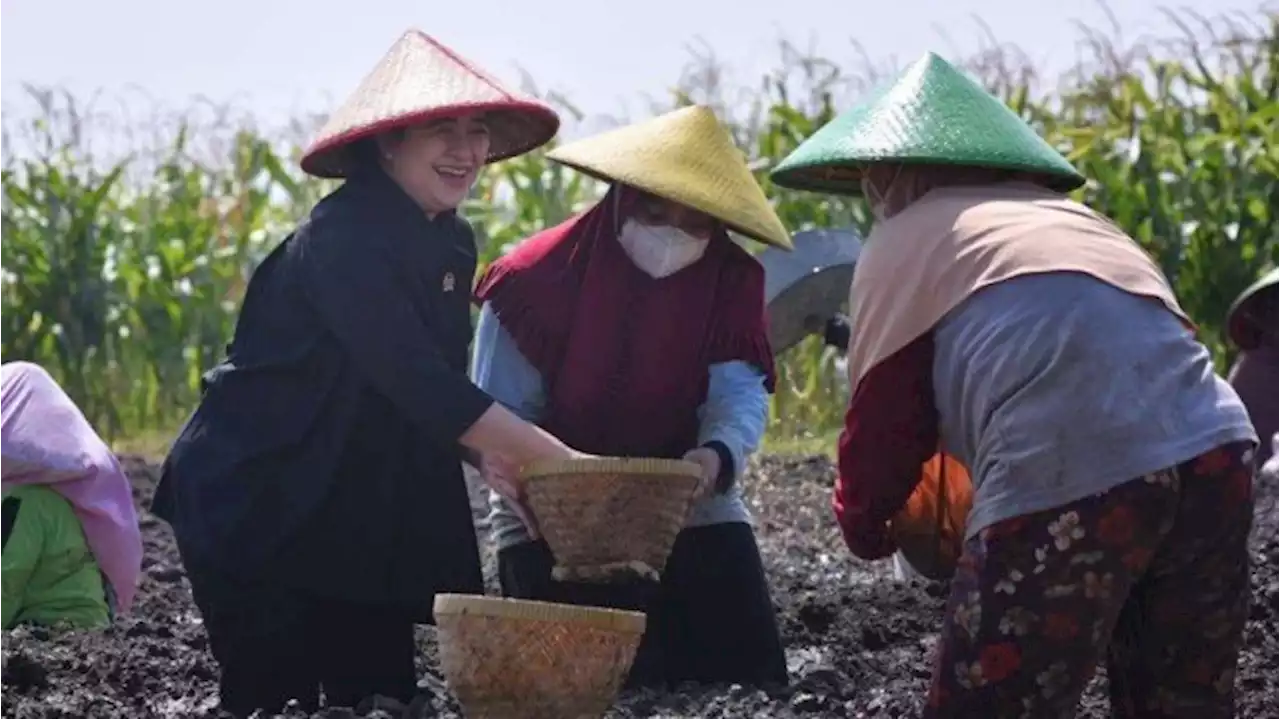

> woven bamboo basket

[
  {"left": 521, "top": 457, "right": 702, "bottom": 582},
  {"left": 434, "top": 594, "right": 646, "bottom": 719}
]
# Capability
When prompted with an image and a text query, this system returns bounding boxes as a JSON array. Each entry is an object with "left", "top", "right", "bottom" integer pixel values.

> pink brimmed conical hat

[{"left": 301, "top": 30, "right": 561, "bottom": 178}]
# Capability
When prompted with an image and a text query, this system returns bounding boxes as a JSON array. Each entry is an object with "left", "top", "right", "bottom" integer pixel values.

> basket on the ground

[
  {"left": 521, "top": 457, "right": 702, "bottom": 582},
  {"left": 433, "top": 593, "right": 646, "bottom": 719}
]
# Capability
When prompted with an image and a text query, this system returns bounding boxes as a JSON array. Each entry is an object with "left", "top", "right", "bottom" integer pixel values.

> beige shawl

[{"left": 847, "top": 181, "right": 1191, "bottom": 390}]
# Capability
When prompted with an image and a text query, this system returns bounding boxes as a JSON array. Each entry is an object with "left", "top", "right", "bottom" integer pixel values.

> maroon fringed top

[{"left": 473, "top": 185, "right": 776, "bottom": 459}]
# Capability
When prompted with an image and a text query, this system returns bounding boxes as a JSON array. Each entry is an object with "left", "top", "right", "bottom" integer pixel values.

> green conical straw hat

[
  {"left": 1226, "top": 266, "right": 1279, "bottom": 350},
  {"left": 770, "top": 52, "right": 1086, "bottom": 196}
]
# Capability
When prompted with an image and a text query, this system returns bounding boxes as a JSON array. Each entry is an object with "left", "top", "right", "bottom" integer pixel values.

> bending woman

[
  {"left": 1225, "top": 267, "right": 1278, "bottom": 469},
  {"left": 151, "top": 31, "right": 587, "bottom": 717},
  {"left": 1, "top": 361, "right": 142, "bottom": 630},
  {"left": 771, "top": 53, "right": 1258, "bottom": 717},
  {"left": 472, "top": 105, "right": 790, "bottom": 688}
]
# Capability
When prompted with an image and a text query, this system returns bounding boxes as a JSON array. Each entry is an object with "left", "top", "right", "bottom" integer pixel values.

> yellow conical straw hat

[{"left": 547, "top": 105, "right": 792, "bottom": 250}]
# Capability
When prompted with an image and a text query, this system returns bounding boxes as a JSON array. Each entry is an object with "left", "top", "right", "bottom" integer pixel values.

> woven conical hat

[
  {"left": 547, "top": 105, "right": 792, "bottom": 249},
  {"left": 301, "top": 30, "right": 560, "bottom": 178},
  {"left": 771, "top": 52, "right": 1085, "bottom": 195},
  {"left": 1227, "top": 266, "right": 1279, "bottom": 350}
]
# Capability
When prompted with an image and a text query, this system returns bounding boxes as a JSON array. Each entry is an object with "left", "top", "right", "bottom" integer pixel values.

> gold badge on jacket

[{"left": 442, "top": 272, "right": 456, "bottom": 293}]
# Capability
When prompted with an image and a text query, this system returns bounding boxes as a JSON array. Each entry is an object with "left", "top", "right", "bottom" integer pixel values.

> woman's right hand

[
  {"left": 562, "top": 448, "right": 601, "bottom": 462},
  {"left": 481, "top": 445, "right": 597, "bottom": 539},
  {"left": 461, "top": 403, "right": 596, "bottom": 469},
  {"left": 480, "top": 452, "right": 541, "bottom": 539}
]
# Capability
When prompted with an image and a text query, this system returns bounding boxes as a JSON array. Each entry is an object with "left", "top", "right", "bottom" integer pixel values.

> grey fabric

[{"left": 931, "top": 272, "right": 1258, "bottom": 539}]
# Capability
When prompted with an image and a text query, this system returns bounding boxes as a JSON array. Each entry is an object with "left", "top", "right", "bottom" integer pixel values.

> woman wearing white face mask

[{"left": 470, "top": 105, "right": 794, "bottom": 688}]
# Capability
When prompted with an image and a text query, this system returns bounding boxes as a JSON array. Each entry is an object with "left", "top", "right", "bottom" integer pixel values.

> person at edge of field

[
  {"left": 770, "top": 51, "right": 1258, "bottom": 718},
  {"left": 1224, "top": 266, "right": 1278, "bottom": 469},
  {"left": 1, "top": 361, "right": 143, "bottom": 631},
  {"left": 470, "top": 105, "right": 790, "bottom": 689},
  {"left": 149, "top": 30, "right": 596, "bottom": 718}
]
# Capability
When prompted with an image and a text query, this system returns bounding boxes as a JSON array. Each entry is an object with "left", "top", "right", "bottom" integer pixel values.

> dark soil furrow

[{"left": 3, "top": 454, "right": 1275, "bottom": 718}]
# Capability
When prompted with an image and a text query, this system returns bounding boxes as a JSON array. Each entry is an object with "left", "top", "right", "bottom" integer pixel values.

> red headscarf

[{"left": 474, "top": 185, "right": 776, "bottom": 459}]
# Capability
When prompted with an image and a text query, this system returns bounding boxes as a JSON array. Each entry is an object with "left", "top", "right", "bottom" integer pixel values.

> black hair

[{"left": 344, "top": 128, "right": 409, "bottom": 174}]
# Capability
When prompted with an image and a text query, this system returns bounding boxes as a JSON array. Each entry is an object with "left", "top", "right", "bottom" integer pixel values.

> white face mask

[
  {"left": 616, "top": 220, "right": 710, "bottom": 279},
  {"left": 861, "top": 164, "right": 904, "bottom": 222}
]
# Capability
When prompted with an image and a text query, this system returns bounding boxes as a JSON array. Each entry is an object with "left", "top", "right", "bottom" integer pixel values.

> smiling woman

[
  {"left": 148, "top": 29, "right": 595, "bottom": 719},
  {"left": 362, "top": 116, "right": 494, "bottom": 216}
]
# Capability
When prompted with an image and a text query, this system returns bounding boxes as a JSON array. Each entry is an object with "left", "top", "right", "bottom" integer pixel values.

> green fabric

[
  {"left": 2, "top": 485, "right": 110, "bottom": 630},
  {"left": 1227, "top": 266, "right": 1280, "bottom": 350},
  {"left": 770, "top": 52, "right": 1087, "bottom": 195}
]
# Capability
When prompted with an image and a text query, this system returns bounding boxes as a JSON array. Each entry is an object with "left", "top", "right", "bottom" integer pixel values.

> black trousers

[
  {"left": 498, "top": 521, "right": 788, "bottom": 688},
  {"left": 181, "top": 550, "right": 418, "bottom": 718}
]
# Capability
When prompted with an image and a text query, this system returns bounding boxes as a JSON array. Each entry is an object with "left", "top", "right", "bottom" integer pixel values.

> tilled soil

[{"left": 3, "top": 454, "right": 1276, "bottom": 718}]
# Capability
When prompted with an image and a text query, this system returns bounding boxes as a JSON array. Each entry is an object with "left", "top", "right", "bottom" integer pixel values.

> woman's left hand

[{"left": 682, "top": 447, "right": 721, "bottom": 499}]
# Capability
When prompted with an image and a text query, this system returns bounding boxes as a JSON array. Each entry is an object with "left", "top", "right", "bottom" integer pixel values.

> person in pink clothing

[{"left": 1, "top": 361, "right": 143, "bottom": 624}]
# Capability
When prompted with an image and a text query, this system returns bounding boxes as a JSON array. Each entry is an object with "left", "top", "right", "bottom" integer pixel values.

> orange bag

[{"left": 888, "top": 452, "right": 974, "bottom": 581}]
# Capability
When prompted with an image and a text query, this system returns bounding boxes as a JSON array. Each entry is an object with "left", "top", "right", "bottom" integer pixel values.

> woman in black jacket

[{"left": 151, "top": 30, "right": 586, "bottom": 717}]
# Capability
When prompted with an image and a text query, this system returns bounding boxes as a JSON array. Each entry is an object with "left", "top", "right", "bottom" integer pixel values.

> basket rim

[
  {"left": 521, "top": 456, "right": 702, "bottom": 480},
  {"left": 433, "top": 594, "right": 647, "bottom": 633}
]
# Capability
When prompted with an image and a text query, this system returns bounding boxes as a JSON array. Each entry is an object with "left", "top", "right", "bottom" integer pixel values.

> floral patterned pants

[{"left": 924, "top": 442, "right": 1255, "bottom": 719}]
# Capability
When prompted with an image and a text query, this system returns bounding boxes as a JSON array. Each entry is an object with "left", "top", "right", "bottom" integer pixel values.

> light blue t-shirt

[
  {"left": 932, "top": 272, "right": 1258, "bottom": 538},
  {"left": 469, "top": 302, "right": 770, "bottom": 550}
]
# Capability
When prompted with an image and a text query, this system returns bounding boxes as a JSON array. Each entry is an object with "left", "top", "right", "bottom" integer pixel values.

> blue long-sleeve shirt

[{"left": 470, "top": 301, "right": 769, "bottom": 550}]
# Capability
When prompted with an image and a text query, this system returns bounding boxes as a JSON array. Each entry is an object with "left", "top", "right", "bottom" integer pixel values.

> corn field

[{"left": 2, "top": 8, "right": 1277, "bottom": 445}]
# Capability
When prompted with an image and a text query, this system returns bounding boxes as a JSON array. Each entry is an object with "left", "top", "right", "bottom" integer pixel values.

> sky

[{"left": 0, "top": 0, "right": 1268, "bottom": 146}]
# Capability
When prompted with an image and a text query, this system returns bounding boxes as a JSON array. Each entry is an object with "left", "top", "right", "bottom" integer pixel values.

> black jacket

[{"left": 152, "top": 165, "right": 494, "bottom": 617}]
